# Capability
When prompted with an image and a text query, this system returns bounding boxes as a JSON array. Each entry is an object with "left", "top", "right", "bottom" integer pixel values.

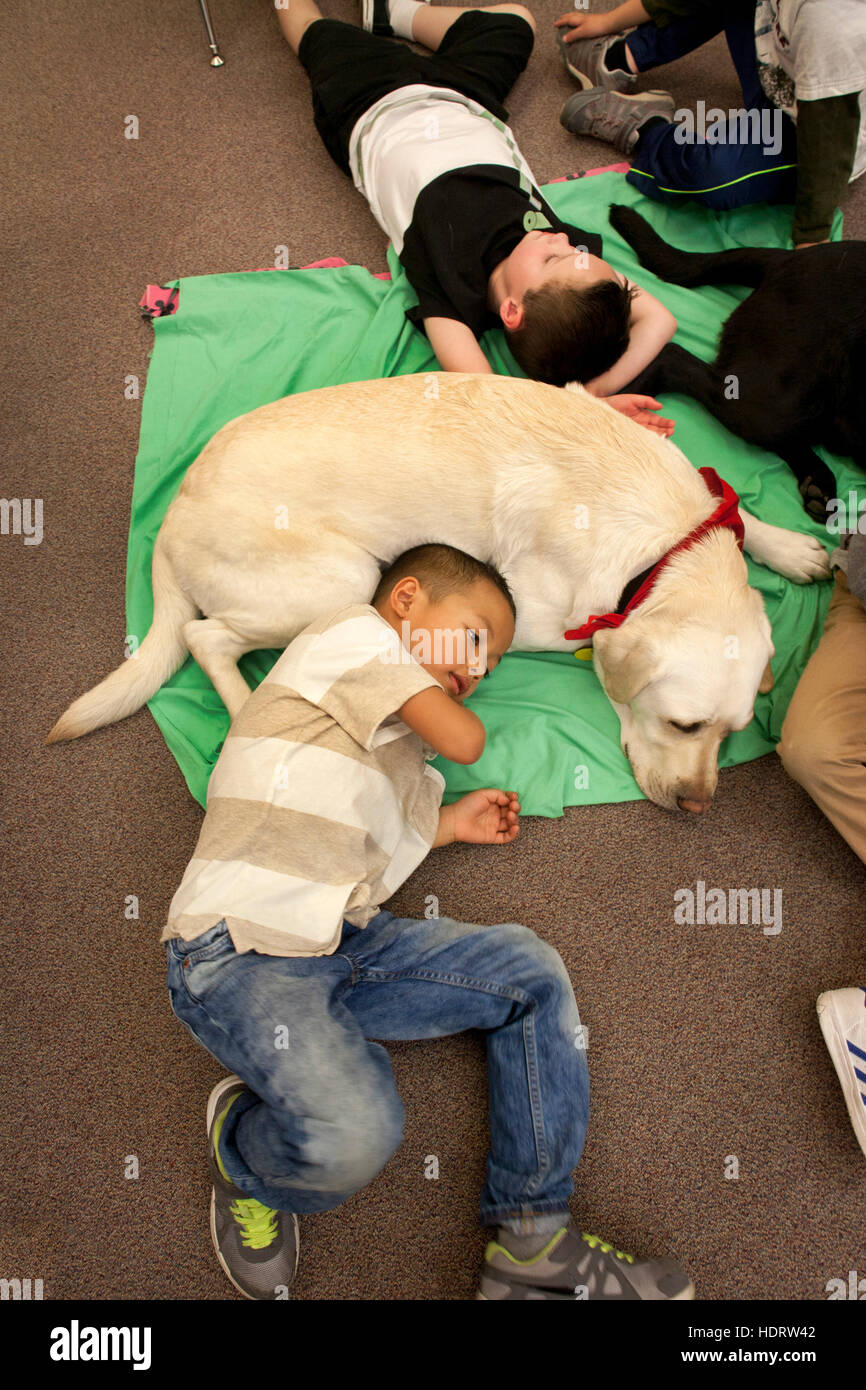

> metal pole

[{"left": 198, "top": 0, "right": 225, "bottom": 66}]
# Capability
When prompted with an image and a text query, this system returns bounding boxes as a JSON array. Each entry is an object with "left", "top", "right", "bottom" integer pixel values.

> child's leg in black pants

[
  {"left": 275, "top": 1, "right": 535, "bottom": 176},
  {"left": 275, "top": 0, "right": 535, "bottom": 55}
]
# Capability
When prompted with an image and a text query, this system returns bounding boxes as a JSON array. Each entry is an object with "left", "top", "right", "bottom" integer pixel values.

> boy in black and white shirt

[{"left": 276, "top": 0, "right": 677, "bottom": 433}]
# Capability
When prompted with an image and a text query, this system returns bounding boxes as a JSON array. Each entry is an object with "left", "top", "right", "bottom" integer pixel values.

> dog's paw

[
  {"left": 799, "top": 474, "right": 835, "bottom": 525},
  {"left": 762, "top": 527, "right": 832, "bottom": 583}
]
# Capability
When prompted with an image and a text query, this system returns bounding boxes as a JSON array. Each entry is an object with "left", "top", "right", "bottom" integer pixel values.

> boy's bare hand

[
  {"left": 452, "top": 789, "right": 521, "bottom": 844},
  {"left": 554, "top": 11, "right": 609, "bottom": 42},
  {"left": 605, "top": 394, "right": 675, "bottom": 436}
]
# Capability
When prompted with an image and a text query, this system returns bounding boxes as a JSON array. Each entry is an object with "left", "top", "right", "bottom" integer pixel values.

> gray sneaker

[
  {"left": 560, "top": 87, "right": 675, "bottom": 155},
  {"left": 207, "top": 1075, "right": 300, "bottom": 1300},
  {"left": 478, "top": 1222, "right": 694, "bottom": 1300},
  {"left": 556, "top": 28, "right": 637, "bottom": 91}
]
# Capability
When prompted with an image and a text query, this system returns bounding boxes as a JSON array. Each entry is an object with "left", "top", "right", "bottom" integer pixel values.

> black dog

[{"left": 610, "top": 204, "right": 866, "bottom": 521}]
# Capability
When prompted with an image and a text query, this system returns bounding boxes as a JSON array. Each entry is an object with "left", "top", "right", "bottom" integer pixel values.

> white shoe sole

[
  {"left": 567, "top": 63, "right": 635, "bottom": 94},
  {"left": 476, "top": 1279, "right": 695, "bottom": 1300},
  {"left": 206, "top": 1073, "right": 245, "bottom": 1132},
  {"left": 359, "top": 0, "right": 380, "bottom": 32},
  {"left": 817, "top": 992, "right": 866, "bottom": 1159}
]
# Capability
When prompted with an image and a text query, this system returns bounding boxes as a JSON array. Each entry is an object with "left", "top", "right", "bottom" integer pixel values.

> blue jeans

[
  {"left": 625, "top": 0, "right": 798, "bottom": 211},
  {"left": 166, "top": 910, "right": 590, "bottom": 1227}
]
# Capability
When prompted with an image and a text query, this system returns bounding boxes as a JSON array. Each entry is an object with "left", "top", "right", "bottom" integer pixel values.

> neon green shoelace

[
  {"left": 581, "top": 1232, "right": 635, "bottom": 1264},
  {"left": 230, "top": 1197, "right": 279, "bottom": 1250}
]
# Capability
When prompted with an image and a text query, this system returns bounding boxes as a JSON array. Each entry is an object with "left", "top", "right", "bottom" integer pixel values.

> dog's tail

[
  {"left": 45, "top": 535, "right": 198, "bottom": 744},
  {"left": 609, "top": 204, "right": 789, "bottom": 289}
]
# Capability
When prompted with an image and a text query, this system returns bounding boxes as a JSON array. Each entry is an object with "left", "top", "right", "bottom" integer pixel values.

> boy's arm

[
  {"left": 584, "top": 284, "right": 676, "bottom": 397},
  {"left": 556, "top": 0, "right": 711, "bottom": 42},
  {"left": 555, "top": 0, "right": 649, "bottom": 40},
  {"left": 398, "top": 685, "right": 486, "bottom": 764},
  {"left": 433, "top": 803, "right": 459, "bottom": 848},
  {"left": 424, "top": 316, "right": 494, "bottom": 373},
  {"left": 433, "top": 791, "right": 521, "bottom": 847}
]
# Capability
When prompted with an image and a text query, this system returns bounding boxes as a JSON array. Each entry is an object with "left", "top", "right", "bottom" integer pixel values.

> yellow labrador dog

[{"left": 47, "top": 373, "right": 830, "bottom": 812}]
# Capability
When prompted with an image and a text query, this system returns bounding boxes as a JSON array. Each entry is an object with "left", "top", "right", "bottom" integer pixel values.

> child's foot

[
  {"left": 817, "top": 987, "right": 866, "bottom": 1159},
  {"left": 478, "top": 1222, "right": 694, "bottom": 1300},
  {"left": 560, "top": 87, "right": 674, "bottom": 155},
  {"left": 359, "top": 0, "right": 430, "bottom": 38},
  {"left": 555, "top": 28, "right": 637, "bottom": 92},
  {"left": 207, "top": 1075, "right": 300, "bottom": 1300}
]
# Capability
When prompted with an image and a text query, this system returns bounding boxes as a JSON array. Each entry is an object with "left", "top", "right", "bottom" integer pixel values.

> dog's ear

[
  {"left": 594, "top": 625, "right": 659, "bottom": 705},
  {"left": 750, "top": 593, "right": 775, "bottom": 695},
  {"left": 758, "top": 658, "right": 774, "bottom": 694}
]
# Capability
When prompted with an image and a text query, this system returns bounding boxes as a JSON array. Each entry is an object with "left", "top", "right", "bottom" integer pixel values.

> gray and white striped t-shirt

[{"left": 161, "top": 604, "right": 445, "bottom": 958}]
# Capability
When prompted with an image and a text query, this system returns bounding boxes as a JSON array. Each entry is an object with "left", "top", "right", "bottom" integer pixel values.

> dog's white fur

[{"left": 47, "top": 373, "right": 830, "bottom": 810}]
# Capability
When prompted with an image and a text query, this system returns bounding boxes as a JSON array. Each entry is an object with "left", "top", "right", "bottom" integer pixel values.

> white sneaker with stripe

[{"left": 817, "top": 987, "right": 866, "bottom": 1159}]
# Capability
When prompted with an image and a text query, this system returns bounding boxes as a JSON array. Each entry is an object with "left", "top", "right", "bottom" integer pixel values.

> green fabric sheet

[{"left": 127, "top": 172, "right": 858, "bottom": 817}]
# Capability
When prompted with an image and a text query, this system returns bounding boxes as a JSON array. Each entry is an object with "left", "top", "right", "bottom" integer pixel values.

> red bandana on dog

[{"left": 564, "top": 467, "right": 745, "bottom": 642}]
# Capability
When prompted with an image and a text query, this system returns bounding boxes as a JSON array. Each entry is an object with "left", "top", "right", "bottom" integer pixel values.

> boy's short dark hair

[
  {"left": 505, "top": 278, "right": 635, "bottom": 387},
  {"left": 372, "top": 543, "right": 516, "bottom": 620}
]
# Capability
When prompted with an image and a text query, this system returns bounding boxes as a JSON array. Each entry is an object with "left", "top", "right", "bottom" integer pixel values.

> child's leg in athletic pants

[
  {"left": 624, "top": 10, "right": 724, "bottom": 73},
  {"left": 626, "top": 0, "right": 797, "bottom": 212},
  {"left": 166, "top": 910, "right": 589, "bottom": 1225}
]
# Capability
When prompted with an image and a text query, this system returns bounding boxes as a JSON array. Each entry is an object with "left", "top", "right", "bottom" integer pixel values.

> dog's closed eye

[{"left": 669, "top": 720, "right": 704, "bottom": 734}]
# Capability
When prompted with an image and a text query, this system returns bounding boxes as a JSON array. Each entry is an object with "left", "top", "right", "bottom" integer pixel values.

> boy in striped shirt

[{"left": 164, "top": 543, "right": 692, "bottom": 1301}]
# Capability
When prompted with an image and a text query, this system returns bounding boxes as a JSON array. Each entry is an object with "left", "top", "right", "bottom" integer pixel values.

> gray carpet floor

[{"left": 3, "top": 0, "right": 865, "bottom": 1301}]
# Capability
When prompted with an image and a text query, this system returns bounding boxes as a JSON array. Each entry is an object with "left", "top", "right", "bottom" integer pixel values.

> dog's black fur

[{"left": 611, "top": 204, "right": 866, "bottom": 520}]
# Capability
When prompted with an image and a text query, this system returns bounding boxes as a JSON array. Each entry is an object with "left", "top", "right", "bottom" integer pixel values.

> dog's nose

[{"left": 677, "top": 797, "right": 712, "bottom": 814}]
